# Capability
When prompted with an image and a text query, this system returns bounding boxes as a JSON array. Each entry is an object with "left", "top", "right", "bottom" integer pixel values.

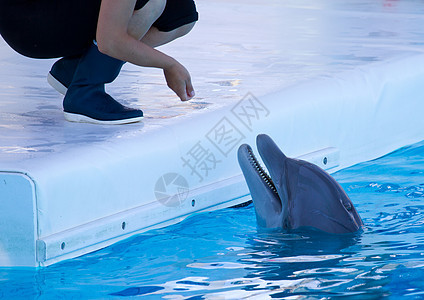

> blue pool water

[{"left": 1, "top": 141, "right": 424, "bottom": 299}]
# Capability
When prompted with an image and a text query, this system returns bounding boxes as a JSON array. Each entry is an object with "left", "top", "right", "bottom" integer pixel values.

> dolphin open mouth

[
  {"left": 238, "top": 142, "right": 284, "bottom": 228},
  {"left": 245, "top": 145, "right": 279, "bottom": 197},
  {"left": 238, "top": 143, "right": 281, "bottom": 201}
]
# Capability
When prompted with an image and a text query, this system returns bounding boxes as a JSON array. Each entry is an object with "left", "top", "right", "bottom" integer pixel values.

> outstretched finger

[
  {"left": 186, "top": 79, "right": 195, "bottom": 100},
  {"left": 175, "top": 84, "right": 188, "bottom": 101}
]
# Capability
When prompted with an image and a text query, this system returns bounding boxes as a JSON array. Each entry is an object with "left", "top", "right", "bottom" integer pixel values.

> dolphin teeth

[{"left": 246, "top": 146, "right": 279, "bottom": 196}]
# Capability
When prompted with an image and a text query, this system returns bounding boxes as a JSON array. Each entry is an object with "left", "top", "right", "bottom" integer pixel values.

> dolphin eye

[{"left": 344, "top": 202, "right": 352, "bottom": 211}]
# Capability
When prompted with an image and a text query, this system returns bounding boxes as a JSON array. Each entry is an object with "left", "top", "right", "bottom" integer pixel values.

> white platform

[{"left": 1, "top": 0, "right": 424, "bottom": 267}]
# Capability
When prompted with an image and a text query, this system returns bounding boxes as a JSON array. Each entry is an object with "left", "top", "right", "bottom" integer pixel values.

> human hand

[{"left": 163, "top": 62, "right": 195, "bottom": 101}]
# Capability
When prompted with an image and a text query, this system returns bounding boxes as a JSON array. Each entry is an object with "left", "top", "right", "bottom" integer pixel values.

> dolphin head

[{"left": 238, "top": 134, "right": 363, "bottom": 234}]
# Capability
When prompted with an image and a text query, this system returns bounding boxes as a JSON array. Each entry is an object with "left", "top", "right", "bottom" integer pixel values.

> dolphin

[{"left": 237, "top": 134, "right": 363, "bottom": 234}]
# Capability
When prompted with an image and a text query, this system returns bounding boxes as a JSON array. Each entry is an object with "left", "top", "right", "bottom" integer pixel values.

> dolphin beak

[
  {"left": 256, "top": 134, "right": 288, "bottom": 199},
  {"left": 237, "top": 143, "right": 283, "bottom": 228},
  {"left": 256, "top": 134, "right": 291, "bottom": 224}
]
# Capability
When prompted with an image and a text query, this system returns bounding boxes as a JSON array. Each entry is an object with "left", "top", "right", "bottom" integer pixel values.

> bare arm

[{"left": 96, "top": 0, "right": 195, "bottom": 101}]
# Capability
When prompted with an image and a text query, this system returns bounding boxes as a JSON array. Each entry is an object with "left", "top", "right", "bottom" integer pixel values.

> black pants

[{"left": 0, "top": 0, "right": 198, "bottom": 59}]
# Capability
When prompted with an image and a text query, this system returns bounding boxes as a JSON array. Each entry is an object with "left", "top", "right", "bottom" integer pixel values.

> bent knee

[
  {"left": 150, "top": 0, "right": 166, "bottom": 19},
  {"left": 150, "top": 0, "right": 166, "bottom": 18}
]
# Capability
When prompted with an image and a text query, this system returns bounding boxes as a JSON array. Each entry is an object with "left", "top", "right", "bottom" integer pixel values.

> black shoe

[
  {"left": 47, "top": 55, "right": 81, "bottom": 95},
  {"left": 63, "top": 44, "right": 143, "bottom": 125}
]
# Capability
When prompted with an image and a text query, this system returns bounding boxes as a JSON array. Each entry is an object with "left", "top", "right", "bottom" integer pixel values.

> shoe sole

[
  {"left": 47, "top": 72, "right": 68, "bottom": 95},
  {"left": 64, "top": 112, "right": 143, "bottom": 125}
]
